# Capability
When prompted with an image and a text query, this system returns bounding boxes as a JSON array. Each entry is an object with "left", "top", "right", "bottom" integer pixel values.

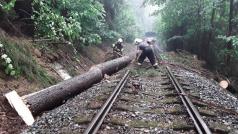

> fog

[{"left": 127, "top": 0, "right": 158, "bottom": 34}]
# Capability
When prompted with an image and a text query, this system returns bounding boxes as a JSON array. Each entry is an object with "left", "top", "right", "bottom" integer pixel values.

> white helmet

[
  {"left": 147, "top": 38, "right": 152, "bottom": 44},
  {"left": 118, "top": 38, "right": 123, "bottom": 43},
  {"left": 134, "top": 38, "right": 143, "bottom": 45},
  {"left": 147, "top": 38, "right": 156, "bottom": 44}
]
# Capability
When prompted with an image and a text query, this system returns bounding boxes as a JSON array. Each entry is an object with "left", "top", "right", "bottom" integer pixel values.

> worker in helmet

[
  {"left": 135, "top": 38, "right": 158, "bottom": 69},
  {"left": 112, "top": 38, "right": 124, "bottom": 57},
  {"left": 134, "top": 38, "right": 143, "bottom": 45},
  {"left": 134, "top": 38, "right": 143, "bottom": 59}
]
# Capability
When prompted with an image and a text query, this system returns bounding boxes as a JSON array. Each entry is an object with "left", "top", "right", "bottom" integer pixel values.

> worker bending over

[
  {"left": 135, "top": 38, "right": 158, "bottom": 69},
  {"left": 112, "top": 38, "right": 124, "bottom": 57}
]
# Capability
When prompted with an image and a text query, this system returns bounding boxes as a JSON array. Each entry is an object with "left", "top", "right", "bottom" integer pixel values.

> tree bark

[
  {"left": 205, "top": 2, "right": 216, "bottom": 61},
  {"left": 196, "top": 0, "right": 203, "bottom": 59},
  {"left": 227, "top": 0, "right": 234, "bottom": 64},
  {"left": 22, "top": 54, "right": 134, "bottom": 115}
]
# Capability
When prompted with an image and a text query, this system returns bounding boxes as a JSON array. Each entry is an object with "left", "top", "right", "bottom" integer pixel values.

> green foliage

[
  {"left": 0, "top": 41, "right": 19, "bottom": 77},
  {"left": 148, "top": 0, "right": 238, "bottom": 69},
  {"left": 217, "top": 35, "right": 238, "bottom": 60},
  {"left": 32, "top": 0, "right": 138, "bottom": 45},
  {"left": 33, "top": 0, "right": 109, "bottom": 45},
  {"left": 0, "top": 48, "right": 18, "bottom": 77},
  {"left": 218, "top": 35, "right": 238, "bottom": 47},
  {"left": 101, "top": 0, "right": 139, "bottom": 42},
  {"left": 0, "top": 37, "right": 55, "bottom": 86},
  {"left": 0, "top": 0, "right": 16, "bottom": 11},
  {"left": 112, "top": 2, "right": 139, "bottom": 42},
  {"left": 32, "top": 0, "right": 82, "bottom": 41}
]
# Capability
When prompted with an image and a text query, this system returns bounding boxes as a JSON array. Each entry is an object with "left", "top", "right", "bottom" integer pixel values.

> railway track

[
  {"left": 82, "top": 66, "right": 212, "bottom": 133},
  {"left": 84, "top": 67, "right": 211, "bottom": 134},
  {"left": 24, "top": 51, "right": 238, "bottom": 133},
  {"left": 81, "top": 52, "right": 237, "bottom": 134},
  {"left": 84, "top": 70, "right": 130, "bottom": 134},
  {"left": 166, "top": 66, "right": 211, "bottom": 134}
]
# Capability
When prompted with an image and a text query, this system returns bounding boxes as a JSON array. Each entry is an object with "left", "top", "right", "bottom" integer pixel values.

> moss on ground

[
  {"left": 109, "top": 118, "right": 127, "bottom": 126},
  {"left": 171, "top": 122, "right": 194, "bottom": 131},
  {"left": 119, "top": 96, "right": 138, "bottom": 102},
  {"left": 144, "top": 106, "right": 184, "bottom": 115},
  {"left": 144, "top": 108, "right": 164, "bottom": 115},
  {"left": 108, "top": 117, "right": 160, "bottom": 128},
  {"left": 108, "top": 117, "right": 194, "bottom": 131},
  {"left": 198, "top": 108, "right": 216, "bottom": 117},
  {"left": 166, "top": 107, "right": 185, "bottom": 115},
  {"left": 74, "top": 115, "right": 92, "bottom": 125},
  {"left": 130, "top": 68, "right": 161, "bottom": 77},
  {"left": 161, "top": 97, "right": 180, "bottom": 104},
  {"left": 94, "top": 94, "right": 108, "bottom": 101},
  {"left": 129, "top": 120, "right": 159, "bottom": 128},
  {"left": 115, "top": 104, "right": 135, "bottom": 112},
  {"left": 208, "top": 122, "right": 231, "bottom": 133}
]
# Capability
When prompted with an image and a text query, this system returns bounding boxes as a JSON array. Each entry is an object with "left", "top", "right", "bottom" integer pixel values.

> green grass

[{"left": 0, "top": 37, "right": 55, "bottom": 86}]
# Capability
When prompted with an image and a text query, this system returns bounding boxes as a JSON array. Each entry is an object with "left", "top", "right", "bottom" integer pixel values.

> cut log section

[
  {"left": 219, "top": 80, "right": 229, "bottom": 89},
  {"left": 5, "top": 91, "right": 34, "bottom": 126},
  {"left": 5, "top": 54, "right": 135, "bottom": 125}
]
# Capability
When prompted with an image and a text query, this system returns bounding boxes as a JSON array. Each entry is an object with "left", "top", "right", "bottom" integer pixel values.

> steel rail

[
  {"left": 84, "top": 70, "right": 130, "bottom": 134},
  {"left": 166, "top": 66, "right": 212, "bottom": 134}
]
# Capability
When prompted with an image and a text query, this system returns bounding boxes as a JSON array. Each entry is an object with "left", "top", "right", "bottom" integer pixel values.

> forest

[
  {"left": 0, "top": 0, "right": 140, "bottom": 83},
  {"left": 1, "top": 0, "right": 238, "bottom": 133},
  {"left": 146, "top": 0, "right": 238, "bottom": 77},
  {"left": 0, "top": 0, "right": 237, "bottom": 79},
  {"left": 0, "top": 0, "right": 237, "bottom": 87}
]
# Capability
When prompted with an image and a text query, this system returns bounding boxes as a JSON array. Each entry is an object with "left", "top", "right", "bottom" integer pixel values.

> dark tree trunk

[
  {"left": 101, "top": 0, "right": 115, "bottom": 29},
  {"left": 0, "top": 7, "right": 23, "bottom": 36},
  {"left": 197, "top": 0, "right": 203, "bottom": 59},
  {"left": 227, "top": 0, "right": 234, "bottom": 64},
  {"left": 205, "top": 2, "right": 216, "bottom": 61}
]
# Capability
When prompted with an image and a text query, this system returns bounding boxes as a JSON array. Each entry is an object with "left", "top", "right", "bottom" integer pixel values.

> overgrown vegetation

[
  {"left": 0, "top": 0, "right": 138, "bottom": 84},
  {"left": 0, "top": 36, "right": 55, "bottom": 86},
  {"left": 101, "top": 0, "right": 140, "bottom": 42},
  {"left": 0, "top": 0, "right": 138, "bottom": 45},
  {"left": 32, "top": 0, "right": 103, "bottom": 44},
  {"left": 0, "top": 0, "right": 16, "bottom": 11},
  {"left": 146, "top": 0, "right": 238, "bottom": 75},
  {"left": 32, "top": 0, "right": 138, "bottom": 45},
  {"left": 0, "top": 42, "right": 17, "bottom": 76}
]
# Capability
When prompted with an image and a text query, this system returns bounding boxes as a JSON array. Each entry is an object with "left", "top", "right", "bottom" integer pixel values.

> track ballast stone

[{"left": 23, "top": 64, "right": 238, "bottom": 133}]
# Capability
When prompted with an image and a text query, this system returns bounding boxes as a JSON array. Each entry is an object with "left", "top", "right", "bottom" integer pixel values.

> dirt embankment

[{"left": 0, "top": 32, "right": 111, "bottom": 134}]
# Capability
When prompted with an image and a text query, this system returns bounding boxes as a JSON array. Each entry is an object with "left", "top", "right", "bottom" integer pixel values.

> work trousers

[{"left": 138, "top": 48, "right": 156, "bottom": 65}]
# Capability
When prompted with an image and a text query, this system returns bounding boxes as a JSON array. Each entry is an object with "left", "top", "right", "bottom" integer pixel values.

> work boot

[{"left": 153, "top": 63, "right": 158, "bottom": 69}]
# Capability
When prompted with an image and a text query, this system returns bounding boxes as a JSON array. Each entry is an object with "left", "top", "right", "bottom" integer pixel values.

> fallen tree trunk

[
  {"left": 24, "top": 54, "right": 133, "bottom": 115},
  {"left": 93, "top": 55, "right": 132, "bottom": 75},
  {"left": 23, "top": 68, "right": 103, "bottom": 115},
  {"left": 5, "top": 54, "right": 134, "bottom": 124}
]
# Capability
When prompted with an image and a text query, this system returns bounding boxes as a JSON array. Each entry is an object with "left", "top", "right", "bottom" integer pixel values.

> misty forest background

[{"left": 0, "top": 0, "right": 238, "bottom": 81}]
